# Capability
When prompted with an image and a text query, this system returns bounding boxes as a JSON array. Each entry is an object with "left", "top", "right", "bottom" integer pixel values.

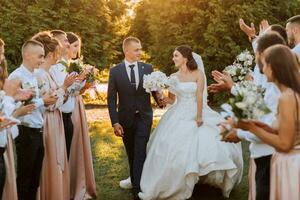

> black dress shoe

[{"left": 133, "top": 194, "right": 140, "bottom": 200}]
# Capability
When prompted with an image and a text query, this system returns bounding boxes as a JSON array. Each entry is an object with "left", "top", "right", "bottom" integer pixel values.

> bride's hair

[{"left": 175, "top": 45, "right": 198, "bottom": 71}]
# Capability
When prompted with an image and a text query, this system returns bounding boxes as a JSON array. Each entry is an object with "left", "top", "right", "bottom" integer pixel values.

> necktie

[{"left": 129, "top": 64, "right": 136, "bottom": 89}]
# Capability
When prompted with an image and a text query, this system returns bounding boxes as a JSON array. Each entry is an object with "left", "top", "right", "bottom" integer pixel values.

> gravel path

[{"left": 85, "top": 105, "right": 166, "bottom": 122}]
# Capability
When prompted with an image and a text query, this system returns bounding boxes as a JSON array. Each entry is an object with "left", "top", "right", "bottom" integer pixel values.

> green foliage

[
  {"left": 0, "top": 0, "right": 127, "bottom": 72},
  {"left": 130, "top": 0, "right": 300, "bottom": 105}
]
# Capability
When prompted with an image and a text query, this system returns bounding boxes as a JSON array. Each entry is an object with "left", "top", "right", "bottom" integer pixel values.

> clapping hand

[
  {"left": 0, "top": 116, "right": 17, "bottom": 131},
  {"left": 207, "top": 71, "right": 234, "bottom": 93},
  {"left": 251, "top": 120, "right": 277, "bottom": 134},
  {"left": 259, "top": 19, "right": 270, "bottom": 36},
  {"left": 239, "top": 18, "right": 256, "bottom": 40}
]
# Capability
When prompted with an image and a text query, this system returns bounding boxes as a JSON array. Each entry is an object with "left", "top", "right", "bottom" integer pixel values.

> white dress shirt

[
  {"left": 231, "top": 40, "right": 278, "bottom": 158},
  {"left": 49, "top": 61, "right": 75, "bottom": 113},
  {"left": 292, "top": 43, "right": 300, "bottom": 58},
  {"left": 8, "top": 65, "right": 44, "bottom": 128},
  {"left": 3, "top": 95, "right": 19, "bottom": 139},
  {"left": 125, "top": 60, "right": 139, "bottom": 89}
]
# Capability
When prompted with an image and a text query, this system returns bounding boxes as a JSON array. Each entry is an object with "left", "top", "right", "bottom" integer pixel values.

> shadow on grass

[
  {"left": 89, "top": 121, "right": 133, "bottom": 200},
  {"left": 89, "top": 121, "right": 250, "bottom": 200}
]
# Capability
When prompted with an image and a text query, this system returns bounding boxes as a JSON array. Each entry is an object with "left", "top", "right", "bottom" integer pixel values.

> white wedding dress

[{"left": 138, "top": 54, "right": 243, "bottom": 200}]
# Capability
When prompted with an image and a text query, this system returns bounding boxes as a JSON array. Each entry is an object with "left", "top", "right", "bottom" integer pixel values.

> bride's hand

[{"left": 196, "top": 117, "right": 203, "bottom": 127}]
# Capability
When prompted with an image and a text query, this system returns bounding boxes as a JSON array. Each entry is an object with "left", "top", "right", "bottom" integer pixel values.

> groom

[{"left": 107, "top": 37, "right": 162, "bottom": 200}]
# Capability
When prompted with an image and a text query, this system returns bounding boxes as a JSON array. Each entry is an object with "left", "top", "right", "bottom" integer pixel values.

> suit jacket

[{"left": 107, "top": 61, "right": 154, "bottom": 128}]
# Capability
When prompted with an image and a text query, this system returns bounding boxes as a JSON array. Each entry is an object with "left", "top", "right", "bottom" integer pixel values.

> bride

[{"left": 138, "top": 45, "right": 243, "bottom": 200}]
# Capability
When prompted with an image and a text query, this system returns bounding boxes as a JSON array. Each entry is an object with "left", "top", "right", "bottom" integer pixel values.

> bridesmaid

[
  {"left": 66, "top": 32, "right": 97, "bottom": 199},
  {"left": 32, "top": 32, "right": 75, "bottom": 200},
  {"left": 238, "top": 44, "right": 300, "bottom": 200}
]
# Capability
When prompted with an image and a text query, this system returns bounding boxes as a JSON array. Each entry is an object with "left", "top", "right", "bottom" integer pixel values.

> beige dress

[
  {"left": 36, "top": 69, "right": 70, "bottom": 200},
  {"left": 248, "top": 158, "right": 256, "bottom": 200},
  {"left": 69, "top": 95, "right": 97, "bottom": 199},
  {"left": 270, "top": 103, "right": 300, "bottom": 200},
  {"left": 2, "top": 133, "right": 17, "bottom": 200}
]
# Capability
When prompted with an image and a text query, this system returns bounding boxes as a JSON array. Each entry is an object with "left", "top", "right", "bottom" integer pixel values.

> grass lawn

[{"left": 89, "top": 120, "right": 250, "bottom": 200}]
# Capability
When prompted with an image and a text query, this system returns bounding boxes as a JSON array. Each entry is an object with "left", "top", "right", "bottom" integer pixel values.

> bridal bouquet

[
  {"left": 221, "top": 81, "right": 271, "bottom": 120},
  {"left": 224, "top": 49, "right": 254, "bottom": 82},
  {"left": 143, "top": 71, "right": 168, "bottom": 93}
]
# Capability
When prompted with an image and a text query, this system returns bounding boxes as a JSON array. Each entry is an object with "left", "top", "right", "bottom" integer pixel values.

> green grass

[{"left": 89, "top": 120, "right": 250, "bottom": 200}]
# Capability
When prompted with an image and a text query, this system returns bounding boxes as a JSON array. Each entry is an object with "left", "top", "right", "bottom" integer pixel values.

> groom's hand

[{"left": 113, "top": 123, "right": 124, "bottom": 137}]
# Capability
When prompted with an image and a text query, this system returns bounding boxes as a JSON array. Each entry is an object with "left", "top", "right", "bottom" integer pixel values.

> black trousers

[
  {"left": 16, "top": 125, "right": 44, "bottom": 200},
  {"left": 122, "top": 113, "right": 151, "bottom": 195},
  {"left": 0, "top": 148, "right": 6, "bottom": 199},
  {"left": 62, "top": 112, "right": 74, "bottom": 159},
  {"left": 254, "top": 155, "right": 272, "bottom": 200}
]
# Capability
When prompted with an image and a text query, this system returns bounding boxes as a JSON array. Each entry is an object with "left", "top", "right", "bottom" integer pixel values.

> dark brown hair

[
  {"left": 32, "top": 32, "right": 60, "bottom": 57},
  {"left": 66, "top": 32, "right": 81, "bottom": 58},
  {"left": 270, "top": 24, "right": 288, "bottom": 44},
  {"left": 256, "top": 32, "right": 286, "bottom": 54},
  {"left": 50, "top": 29, "right": 67, "bottom": 37},
  {"left": 263, "top": 44, "right": 300, "bottom": 95},
  {"left": 175, "top": 45, "right": 198, "bottom": 71}
]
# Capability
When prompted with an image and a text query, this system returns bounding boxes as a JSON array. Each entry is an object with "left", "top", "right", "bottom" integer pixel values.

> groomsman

[
  {"left": 286, "top": 15, "right": 300, "bottom": 57},
  {"left": 49, "top": 30, "right": 75, "bottom": 159},
  {"left": 8, "top": 40, "right": 57, "bottom": 199},
  {"left": 216, "top": 32, "right": 286, "bottom": 200}
]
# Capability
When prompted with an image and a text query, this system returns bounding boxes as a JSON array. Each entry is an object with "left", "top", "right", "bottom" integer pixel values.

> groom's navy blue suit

[{"left": 107, "top": 61, "right": 155, "bottom": 195}]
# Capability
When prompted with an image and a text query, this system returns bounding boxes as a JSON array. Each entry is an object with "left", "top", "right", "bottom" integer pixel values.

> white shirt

[
  {"left": 2, "top": 95, "right": 19, "bottom": 139},
  {"left": 49, "top": 61, "right": 75, "bottom": 113},
  {"left": 232, "top": 40, "right": 279, "bottom": 158},
  {"left": 233, "top": 69, "right": 279, "bottom": 158},
  {"left": 125, "top": 60, "right": 139, "bottom": 89},
  {"left": 292, "top": 43, "right": 300, "bottom": 58},
  {"left": 8, "top": 65, "right": 44, "bottom": 129}
]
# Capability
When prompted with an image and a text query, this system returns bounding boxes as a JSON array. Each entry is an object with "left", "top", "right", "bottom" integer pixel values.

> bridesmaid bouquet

[
  {"left": 224, "top": 49, "right": 254, "bottom": 82},
  {"left": 21, "top": 82, "right": 39, "bottom": 105},
  {"left": 82, "top": 64, "right": 99, "bottom": 84},
  {"left": 221, "top": 81, "right": 270, "bottom": 120},
  {"left": 143, "top": 71, "right": 168, "bottom": 93},
  {"left": 220, "top": 81, "right": 270, "bottom": 139},
  {"left": 67, "top": 57, "right": 84, "bottom": 73}
]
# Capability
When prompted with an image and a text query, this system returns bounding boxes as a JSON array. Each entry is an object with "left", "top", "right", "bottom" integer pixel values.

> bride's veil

[
  {"left": 192, "top": 52, "right": 208, "bottom": 105},
  {"left": 192, "top": 52, "right": 225, "bottom": 123}
]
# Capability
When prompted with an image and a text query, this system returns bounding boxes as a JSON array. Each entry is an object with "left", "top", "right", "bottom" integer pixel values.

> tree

[
  {"left": 0, "top": 0, "right": 127, "bottom": 71},
  {"left": 130, "top": 0, "right": 300, "bottom": 104}
]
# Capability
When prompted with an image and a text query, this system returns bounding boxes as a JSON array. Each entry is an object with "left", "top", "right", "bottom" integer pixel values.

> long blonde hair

[{"left": 0, "top": 38, "right": 8, "bottom": 89}]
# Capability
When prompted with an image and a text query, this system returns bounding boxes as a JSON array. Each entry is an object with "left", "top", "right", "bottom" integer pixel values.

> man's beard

[
  {"left": 257, "top": 59, "right": 264, "bottom": 74},
  {"left": 289, "top": 36, "right": 296, "bottom": 48}
]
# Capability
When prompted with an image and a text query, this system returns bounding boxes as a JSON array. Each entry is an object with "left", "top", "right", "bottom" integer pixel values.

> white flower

[
  {"left": 235, "top": 102, "right": 247, "bottom": 109},
  {"left": 22, "top": 82, "right": 33, "bottom": 89},
  {"left": 143, "top": 71, "right": 168, "bottom": 93}
]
